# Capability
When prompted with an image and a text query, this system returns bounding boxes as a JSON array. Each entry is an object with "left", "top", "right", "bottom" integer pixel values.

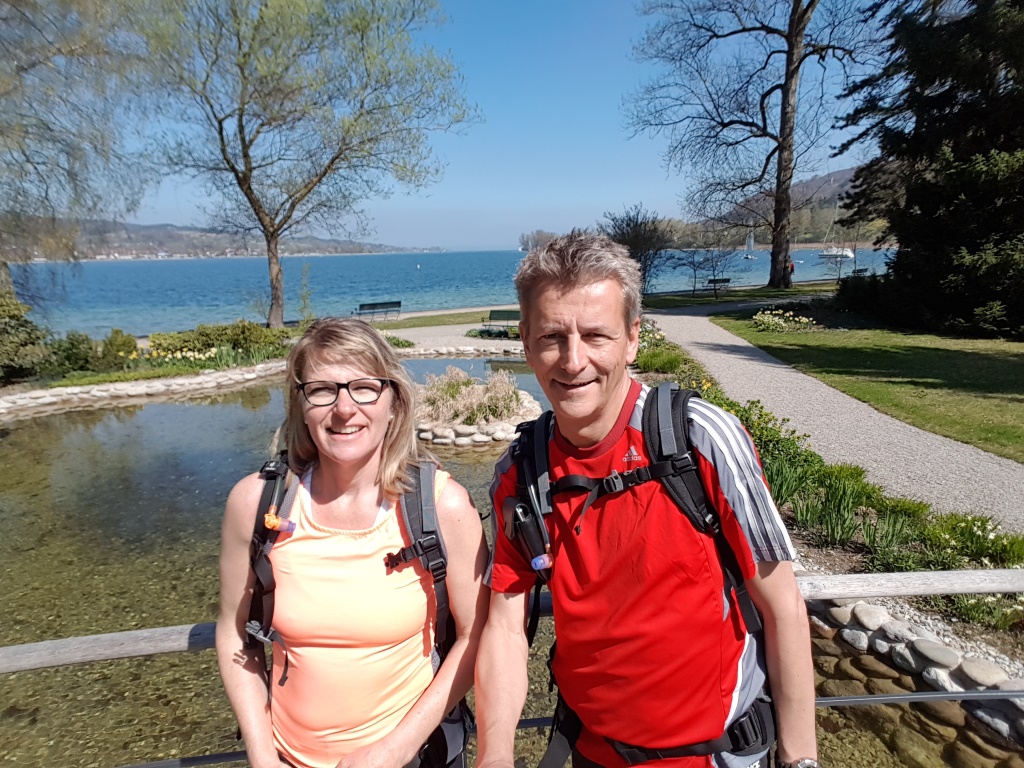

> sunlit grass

[
  {"left": 712, "top": 311, "right": 1024, "bottom": 463},
  {"left": 643, "top": 280, "right": 834, "bottom": 309}
]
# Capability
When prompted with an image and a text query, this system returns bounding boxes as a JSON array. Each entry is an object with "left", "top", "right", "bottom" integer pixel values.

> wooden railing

[{"left": 3, "top": 569, "right": 1024, "bottom": 768}]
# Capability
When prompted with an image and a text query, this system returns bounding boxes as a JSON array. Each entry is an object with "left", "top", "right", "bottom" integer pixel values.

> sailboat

[
  {"left": 742, "top": 225, "right": 757, "bottom": 258},
  {"left": 818, "top": 202, "right": 854, "bottom": 261}
]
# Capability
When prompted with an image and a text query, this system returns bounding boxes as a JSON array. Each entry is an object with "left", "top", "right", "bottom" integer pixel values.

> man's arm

[
  {"left": 746, "top": 560, "right": 817, "bottom": 764},
  {"left": 474, "top": 589, "right": 531, "bottom": 768}
]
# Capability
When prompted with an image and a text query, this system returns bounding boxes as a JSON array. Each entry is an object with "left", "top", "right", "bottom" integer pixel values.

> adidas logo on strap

[{"left": 622, "top": 445, "right": 643, "bottom": 463}]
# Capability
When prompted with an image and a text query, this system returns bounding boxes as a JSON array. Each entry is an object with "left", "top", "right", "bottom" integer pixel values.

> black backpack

[
  {"left": 246, "top": 455, "right": 472, "bottom": 768},
  {"left": 505, "top": 382, "right": 775, "bottom": 767}
]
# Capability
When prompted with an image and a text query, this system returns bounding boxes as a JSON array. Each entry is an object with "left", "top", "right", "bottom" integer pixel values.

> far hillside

[
  {"left": 72, "top": 220, "right": 435, "bottom": 259},
  {"left": 668, "top": 167, "right": 884, "bottom": 247}
]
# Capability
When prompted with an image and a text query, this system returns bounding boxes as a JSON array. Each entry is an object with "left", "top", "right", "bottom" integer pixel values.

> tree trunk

[
  {"left": 265, "top": 233, "right": 285, "bottom": 328},
  {"left": 768, "top": 1, "right": 813, "bottom": 289},
  {"left": 0, "top": 261, "right": 13, "bottom": 294}
]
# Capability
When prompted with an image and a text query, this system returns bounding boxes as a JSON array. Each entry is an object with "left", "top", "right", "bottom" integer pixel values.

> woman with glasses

[{"left": 216, "top": 317, "right": 489, "bottom": 768}]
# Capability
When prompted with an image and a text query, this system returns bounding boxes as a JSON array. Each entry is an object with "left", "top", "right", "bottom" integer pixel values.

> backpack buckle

[
  {"left": 601, "top": 471, "right": 624, "bottom": 494},
  {"left": 245, "top": 619, "right": 274, "bottom": 645}
]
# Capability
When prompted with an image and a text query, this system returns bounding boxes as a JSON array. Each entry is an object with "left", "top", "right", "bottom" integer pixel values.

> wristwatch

[{"left": 776, "top": 760, "right": 819, "bottom": 768}]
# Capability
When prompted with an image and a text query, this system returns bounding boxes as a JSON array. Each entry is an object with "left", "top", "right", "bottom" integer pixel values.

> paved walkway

[{"left": 647, "top": 305, "right": 1024, "bottom": 530}]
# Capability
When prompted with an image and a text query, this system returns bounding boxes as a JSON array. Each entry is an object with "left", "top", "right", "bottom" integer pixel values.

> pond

[{"left": 0, "top": 370, "right": 1008, "bottom": 768}]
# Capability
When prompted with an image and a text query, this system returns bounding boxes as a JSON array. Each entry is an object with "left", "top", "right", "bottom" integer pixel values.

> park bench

[
  {"left": 698, "top": 278, "right": 731, "bottom": 292},
  {"left": 479, "top": 309, "right": 521, "bottom": 338},
  {"left": 851, "top": 268, "right": 870, "bottom": 276},
  {"left": 482, "top": 309, "right": 520, "bottom": 330},
  {"left": 353, "top": 300, "right": 401, "bottom": 320}
]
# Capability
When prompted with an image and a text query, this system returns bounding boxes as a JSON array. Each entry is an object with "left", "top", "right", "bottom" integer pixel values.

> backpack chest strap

[{"left": 552, "top": 457, "right": 696, "bottom": 534}]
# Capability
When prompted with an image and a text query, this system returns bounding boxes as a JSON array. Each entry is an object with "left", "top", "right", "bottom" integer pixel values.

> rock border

[
  {"left": 801, "top": 566, "right": 1024, "bottom": 750},
  {"left": 415, "top": 391, "right": 543, "bottom": 447},
  {"left": 0, "top": 345, "right": 525, "bottom": 426}
]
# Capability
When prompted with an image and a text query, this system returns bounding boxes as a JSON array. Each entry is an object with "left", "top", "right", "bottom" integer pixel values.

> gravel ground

[{"left": 647, "top": 304, "right": 1024, "bottom": 531}]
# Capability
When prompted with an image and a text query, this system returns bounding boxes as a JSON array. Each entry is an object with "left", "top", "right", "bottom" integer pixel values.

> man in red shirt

[{"left": 474, "top": 232, "right": 818, "bottom": 768}]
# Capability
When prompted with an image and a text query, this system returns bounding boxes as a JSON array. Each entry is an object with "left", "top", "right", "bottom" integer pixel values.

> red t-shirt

[{"left": 488, "top": 381, "right": 795, "bottom": 768}]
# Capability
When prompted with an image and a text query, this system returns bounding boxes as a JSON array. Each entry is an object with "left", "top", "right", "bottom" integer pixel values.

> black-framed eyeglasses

[{"left": 297, "top": 378, "right": 391, "bottom": 407}]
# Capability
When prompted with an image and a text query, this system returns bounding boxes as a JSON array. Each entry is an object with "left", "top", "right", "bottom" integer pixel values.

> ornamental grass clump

[
  {"left": 420, "top": 366, "right": 521, "bottom": 426},
  {"left": 635, "top": 347, "right": 684, "bottom": 374}
]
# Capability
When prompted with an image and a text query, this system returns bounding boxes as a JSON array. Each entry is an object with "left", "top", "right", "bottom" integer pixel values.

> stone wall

[{"left": 805, "top": 578, "right": 1024, "bottom": 766}]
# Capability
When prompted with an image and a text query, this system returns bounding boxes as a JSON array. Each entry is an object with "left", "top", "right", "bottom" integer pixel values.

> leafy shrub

[
  {"left": 814, "top": 463, "right": 883, "bottom": 511},
  {"left": 150, "top": 320, "right": 289, "bottom": 356},
  {"left": 920, "top": 512, "right": 1023, "bottom": 567},
  {"left": 705, "top": 393, "right": 822, "bottom": 474},
  {"left": 93, "top": 329, "right": 138, "bottom": 373},
  {"left": 43, "top": 331, "right": 97, "bottom": 376},
  {"left": 866, "top": 545, "right": 923, "bottom": 573},
  {"left": 946, "top": 593, "right": 1024, "bottom": 630},
  {"left": 0, "top": 290, "right": 49, "bottom": 382},
  {"left": 381, "top": 330, "right": 414, "bottom": 348},
  {"left": 875, "top": 496, "right": 932, "bottom": 529},
  {"left": 635, "top": 347, "right": 683, "bottom": 374}
]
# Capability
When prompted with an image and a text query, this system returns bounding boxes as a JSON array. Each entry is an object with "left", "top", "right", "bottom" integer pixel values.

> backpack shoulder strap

[
  {"left": 246, "top": 451, "right": 297, "bottom": 650},
  {"left": 387, "top": 462, "right": 452, "bottom": 653},
  {"left": 641, "top": 382, "right": 717, "bottom": 534},
  {"left": 643, "top": 382, "right": 762, "bottom": 632}
]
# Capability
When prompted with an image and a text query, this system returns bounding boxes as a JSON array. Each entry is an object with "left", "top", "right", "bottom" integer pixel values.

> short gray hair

[{"left": 514, "top": 230, "right": 642, "bottom": 326}]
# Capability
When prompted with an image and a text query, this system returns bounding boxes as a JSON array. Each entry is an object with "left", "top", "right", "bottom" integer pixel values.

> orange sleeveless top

[{"left": 267, "top": 470, "right": 449, "bottom": 768}]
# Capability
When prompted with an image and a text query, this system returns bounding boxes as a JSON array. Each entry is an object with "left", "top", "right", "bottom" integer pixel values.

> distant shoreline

[
  {"left": 25, "top": 250, "right": 446, "bottom": 264},
  {"left": 23, "top": 243, "right": 892, "bottom": 265}
]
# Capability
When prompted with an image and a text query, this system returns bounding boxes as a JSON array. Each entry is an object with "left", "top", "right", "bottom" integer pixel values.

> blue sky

[{"left": 132, "top": 0, "right": 856, "bottom": 251}]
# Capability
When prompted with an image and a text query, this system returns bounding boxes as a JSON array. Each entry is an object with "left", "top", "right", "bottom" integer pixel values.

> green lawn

[
  {"left": 374, "top": 310, "right": 489, "bottom": 330},
  {"left": 643, "top": 281, "right": 835, "bottom": 310},
  {"left": 711, "top": 312, "right": 1024, "bottom": 463}
]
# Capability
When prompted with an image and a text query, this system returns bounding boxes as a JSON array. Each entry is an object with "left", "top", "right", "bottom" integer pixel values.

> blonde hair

[
  {"left": 514, "top": 230, "right": 642, "bottom": 327},
  {"left": 281, "top": 317, "right": 426, "bottom": 499}
]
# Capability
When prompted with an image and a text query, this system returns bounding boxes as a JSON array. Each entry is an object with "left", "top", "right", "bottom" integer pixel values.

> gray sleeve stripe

[
  {"left": 687, "top": 399, "right": 795, "bottom": 562},
  {"left": 630, "top": 384, "right": 649, "bottom": 431}
]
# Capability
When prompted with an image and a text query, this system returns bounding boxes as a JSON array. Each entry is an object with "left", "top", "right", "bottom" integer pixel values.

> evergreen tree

[{"left": 840, "top": 0, "right": 1024, "bottom": 337}]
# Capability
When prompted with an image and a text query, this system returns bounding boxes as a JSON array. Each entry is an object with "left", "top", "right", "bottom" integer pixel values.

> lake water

[{"left": 14, "top": 247, "right": 889, "bottom": 338}]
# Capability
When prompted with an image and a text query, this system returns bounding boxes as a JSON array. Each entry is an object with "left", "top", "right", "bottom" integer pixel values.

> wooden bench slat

[{"left": 353, "top": 300, "right": 401, "bottom": 319}]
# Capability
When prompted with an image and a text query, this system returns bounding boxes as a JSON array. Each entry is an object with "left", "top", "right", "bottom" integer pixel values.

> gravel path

[{"left": 647, "top": 305, "right": 1024, "bottom": 530}]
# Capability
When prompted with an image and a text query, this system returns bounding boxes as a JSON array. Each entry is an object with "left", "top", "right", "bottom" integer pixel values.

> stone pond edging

[{"left": 0, "top": 345, "right": 524, "bottom": 426}]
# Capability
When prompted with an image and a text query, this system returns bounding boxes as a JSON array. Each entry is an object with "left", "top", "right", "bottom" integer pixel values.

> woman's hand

[{"left": 333, "top": 738, "right": 407, "bottom": 768}]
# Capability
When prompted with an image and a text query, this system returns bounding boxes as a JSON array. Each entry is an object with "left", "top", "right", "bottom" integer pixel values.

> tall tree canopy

[
  {"left": 141, "top": 0, "right": 476, "bottom": 327},
  {"left": 840, "top": 0, "right": 1024, "bottom": 337},
  {"left": 0, "top": 0, "right": 143, "bottom": 292},
  {"left": 627, "top": 0, "right": 867, "bottom": 288}
]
